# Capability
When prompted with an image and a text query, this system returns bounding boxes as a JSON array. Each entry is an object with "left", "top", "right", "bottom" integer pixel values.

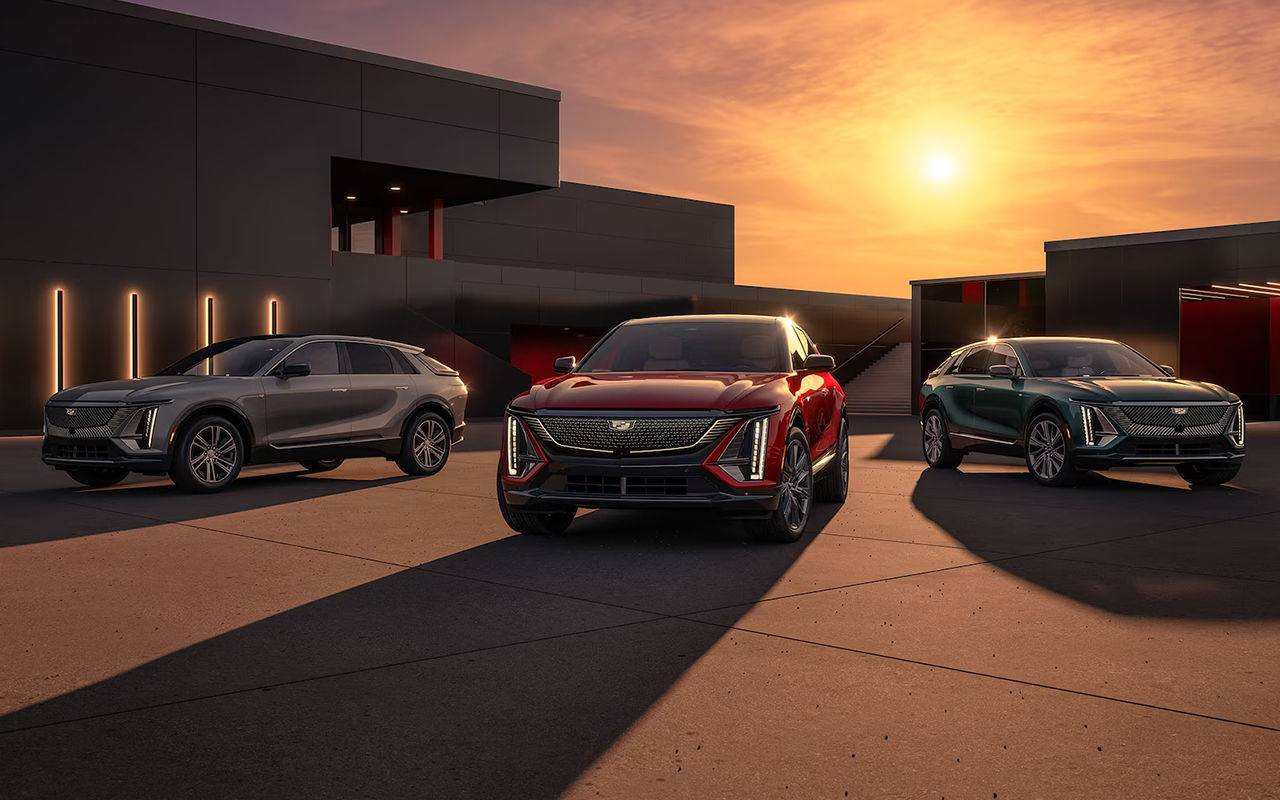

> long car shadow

[
  {"left": 0, "top": 494, "right": 833, "bottom": 798},
  {"left": 909, "top": 459, "right": 1280, "bottom": 619}
]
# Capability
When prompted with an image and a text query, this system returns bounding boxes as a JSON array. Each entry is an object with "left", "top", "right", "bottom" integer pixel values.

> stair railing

[{"left": 831, "top": 318, "right": 905, "bottom": 378}]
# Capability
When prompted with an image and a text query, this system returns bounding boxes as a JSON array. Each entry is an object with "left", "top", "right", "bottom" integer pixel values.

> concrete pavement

[{"left": 1, "top": 417, "right": 1278, "bottom": 799}]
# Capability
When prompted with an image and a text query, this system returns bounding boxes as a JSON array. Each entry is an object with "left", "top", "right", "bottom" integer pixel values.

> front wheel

[
  {"left": 168, "top": 415, "right": 244, "bottom": 493},
  {"left": 67, "top": 467, "right": 128, "bottom": 488},
  {"left": 496, "top": 472, "right": 575, "bottom": 535},
  {"left": 922, "top": 407, "right": 964, "bottom": 468},
  {"left": 1024, "top": 412, "right": 1080, "bottom": 487},
  {"left": 814, "top": 417, "right": 849, "bottom": 503},
  {"left": 1176, "top": 462, "right": 1241, "bottom": 486},
  {"left": 746, "top": 428, "right": 813, "bottom": 543},
  {"left": 397, "top": 411, "right": 450, "bottom": 476}
]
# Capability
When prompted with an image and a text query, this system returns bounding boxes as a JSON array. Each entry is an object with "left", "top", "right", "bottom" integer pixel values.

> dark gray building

[{"left": 0, "top": 0, "right": 909, "bottom": 429}]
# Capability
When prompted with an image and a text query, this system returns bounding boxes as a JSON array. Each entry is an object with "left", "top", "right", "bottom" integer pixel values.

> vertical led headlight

[
  {"left": 1076, "top": 404, "right": 1118, "bottom": 447},
  {"left": 748, "top": 416, "right": 769, "bottom": 481},
  {"left": 504, "top": 413, "right": 546, "bottom": 481},
  {"left": 1229, "top": 402, "right": 1246, "bottom": 448}
]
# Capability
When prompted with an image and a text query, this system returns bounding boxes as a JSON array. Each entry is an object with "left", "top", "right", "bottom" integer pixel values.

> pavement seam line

[
  {"left": 0, "top": 616, "right": 666, "bottom": 737},
  {"left": 682, "top": 618, "right": 1280, "bottom": 734},
  {"left": 684, "top": 506, "right": 1280, "bottom": 615}
]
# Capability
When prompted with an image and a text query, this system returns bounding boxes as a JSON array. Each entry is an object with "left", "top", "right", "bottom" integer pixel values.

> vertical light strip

[
  {"left": 130, "top": 292, "right": 139, "bottom": 379},
  {"left": 205, "top": 296, "right": 214, "bottom": 375},
  {"left": 270, "top": 299, "right": 278, "bottom": 335},
  {"left": 54, "top": 289, "right": 65, "bottom": 393}
]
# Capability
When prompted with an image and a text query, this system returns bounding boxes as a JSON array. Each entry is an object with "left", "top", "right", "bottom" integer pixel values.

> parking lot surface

[{"left": 2, "top": 417, "right": 1279, "bottom": 799}]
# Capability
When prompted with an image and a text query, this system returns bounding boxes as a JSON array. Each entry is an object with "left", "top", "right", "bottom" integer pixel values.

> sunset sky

[{"left": 141, "top": 0, "right": 1280, "bottom": 298}]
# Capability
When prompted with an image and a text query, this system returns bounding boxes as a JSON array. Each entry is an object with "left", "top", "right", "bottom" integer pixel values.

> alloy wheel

[
  {"left": 777, "top": 439, "right": 812, "bottom": 532},
  {"left": 413, "top": 417, "right": 448, "bottom": 470},
  {"left": 923, "top": 413, "right": 945, "bottom": 464},
  {"left": 1027, "top": 419, "right": 1066, "bottom": 481},
  {"left": 838, "top": 422, "right": 849, "bottom": 490},
  {"left": 188, "top": 423, "right": 238, "bottom": 485}
]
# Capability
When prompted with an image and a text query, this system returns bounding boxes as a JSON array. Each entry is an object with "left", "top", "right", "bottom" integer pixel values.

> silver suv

[{"left": 41, "top": 335, "right": 467, "bottom": 492}]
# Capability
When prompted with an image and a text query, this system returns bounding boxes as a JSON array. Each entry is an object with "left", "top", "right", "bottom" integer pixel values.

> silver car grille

[
  {"left": 1106, "top": 404, "right": 1231, "bottom": 438},
  {"left": 526, "top": 415, "right": 737, "bottom": 454},
  {"left": 45, "top": 406, "right": 132, "bottom": 438}
]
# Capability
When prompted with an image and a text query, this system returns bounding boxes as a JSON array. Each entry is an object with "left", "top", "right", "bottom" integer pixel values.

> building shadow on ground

[{"left": 0, "top": 504, "right": 835, "bottom": 799}]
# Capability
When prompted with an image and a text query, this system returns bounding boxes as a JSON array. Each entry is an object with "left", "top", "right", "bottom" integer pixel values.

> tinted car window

[
  {"left": 385, "top": 347, "right": 418, "bottom": 374},
  {"left": 990, "top": 344, "right": 1020, "bottom": 371},
  {"left": 786, "top": 325, "right": 808, "bottom": 370},
  {"left": 344, "top": 342, "right": 396, "bottom": 374},
  {"left": 159, "top": 338, "right": 295, "bottom": 377},
  {"left": 578, "top": 320, "right": 786, "bottom": 373},
  {"left": 283, "top": 341, "right": 340, "bottom": 376},
  {"left": 1019, "top": 340, "right": 1163, "bottom": 377},
  {"left": 956, "top": 346, "right": 992, "bottom": 375},
  {"left": 795, "top": 325, "right": 817, "bottom": 355}
]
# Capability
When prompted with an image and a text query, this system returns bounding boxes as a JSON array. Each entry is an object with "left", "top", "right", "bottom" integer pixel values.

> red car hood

[{"left": 516, "top": 372, "right": 787, "bottom": 412}]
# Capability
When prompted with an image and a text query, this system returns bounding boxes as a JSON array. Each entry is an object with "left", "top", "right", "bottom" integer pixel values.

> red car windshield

[{"left": 578, "top": 321, "right": 786, "bottom": 373}]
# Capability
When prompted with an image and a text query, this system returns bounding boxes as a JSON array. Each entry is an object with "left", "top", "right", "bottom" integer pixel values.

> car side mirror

[
  {"left": 803, "top": 354, "right": 836, "bottom": 372},
  {"left": 987, "top": 364, "right": 1016, "bottom": 379},
  {"left": 279, "top": 362, "right": 311, "bottom": 378},
  {"left": 553, "top": 356, "right": 576, "bottom": 374},
  {"left": 1159, "top": 365, "right": 1176, "bottom": 376}
]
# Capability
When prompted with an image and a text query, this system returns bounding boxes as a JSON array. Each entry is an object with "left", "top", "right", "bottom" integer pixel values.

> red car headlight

[
  {"left": 710, "top": 415, "right": 770, "bottom": 482},
  {"left": 504, "top": 414, "right": 545, "bottom": 482}
]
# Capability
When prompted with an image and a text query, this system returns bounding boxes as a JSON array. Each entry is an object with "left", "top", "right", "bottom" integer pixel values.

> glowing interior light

[
  {"left": 345, "top": 195, "right": 356, "bottom": 201},
  {"left": 389, "top": 185, "right": 401, "bottom": 192},
  {"left": 399, "top": 209, "right": 409, "bottom": 214}
]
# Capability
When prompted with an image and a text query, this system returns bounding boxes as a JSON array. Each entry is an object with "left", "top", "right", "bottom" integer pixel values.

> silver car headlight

[
  {"left": 121, "top": 406, "right": 161, "bottom": 449},
  {"left": 1075, "top": 403, "right": 1119, "bottom": 448}
]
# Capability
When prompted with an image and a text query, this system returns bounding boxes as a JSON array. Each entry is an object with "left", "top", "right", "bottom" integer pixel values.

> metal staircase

[{"left": 844, "top": 343, "right": 912, "bottom": 414}]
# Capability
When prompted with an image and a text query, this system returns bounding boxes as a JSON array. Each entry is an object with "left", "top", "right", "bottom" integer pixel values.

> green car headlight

[{"left": 1076, "top": 403, "right": 1119, "bottom": 447}]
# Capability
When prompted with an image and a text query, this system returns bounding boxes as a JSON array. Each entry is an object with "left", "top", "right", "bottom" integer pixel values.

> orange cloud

[{"left": 142, "top": 0, "right": 1280, "bottom": 297}]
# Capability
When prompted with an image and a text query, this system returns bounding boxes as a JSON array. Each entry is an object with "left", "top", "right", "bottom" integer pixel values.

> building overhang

[{"left": 1045, "top": 220, "right": 1280, "bottom": 252}]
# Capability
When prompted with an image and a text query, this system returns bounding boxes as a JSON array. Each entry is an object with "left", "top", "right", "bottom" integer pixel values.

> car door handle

[
  {"left": 394, "top": 386, "right": 410, "bottom": 390},
  {"left": 331, "top": 387, "right": 348, "bottom": 393},
  {"left": 976, "top": 387, "right": 985, "bottom": 392}
]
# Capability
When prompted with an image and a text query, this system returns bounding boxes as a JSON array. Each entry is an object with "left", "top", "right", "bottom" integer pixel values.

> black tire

[
  {"left": 921, "top": 406, "right": 964, "bottom": 468},
  {"left": 66, "top": 467, "right": 128, "bottom": 488},
  {"left": 1024, "top": 412, "right": 1081, "bottom": 487},
  {"left": 168, "top": 415, "right": 244, "bottom": 493},
  {"left": 814, "top": 417, "right": 849, "bottom": 504},
  {"left": 1176, "top": 461, "right": 1241, "bottom": 486},
  {"left": 397, "top": 411, "right": 450, "bottom": 476},
  {"left": 746, "top": 427, "right": 813, "bottom": 543},
  {"left": 496, "top": 472, "right": 575, "bottom": 535},
  {"left": 299, "top": 458, "right": 344, "bottom": 473}
]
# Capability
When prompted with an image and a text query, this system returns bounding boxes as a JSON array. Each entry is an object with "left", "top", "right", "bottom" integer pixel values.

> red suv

[{"left": 497, "top": 315, "right": 848, "bottom": 542}]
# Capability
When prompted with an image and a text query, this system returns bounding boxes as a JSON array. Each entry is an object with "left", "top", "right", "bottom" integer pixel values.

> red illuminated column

[
  {"left": 428, "top": 198, "right": 444, "bottom": 259},
  {"left": 380, "top": 211, "right": 402, "bottom": 256}
]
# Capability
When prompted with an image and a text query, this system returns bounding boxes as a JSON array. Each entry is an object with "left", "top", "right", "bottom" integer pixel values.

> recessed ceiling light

[
  {"left": 399, "top": 209, "right": 409, "bottom": 214},
  {"left": 345, "top": 195, "right": 356, "bottom": 201},
  {"left": 389, "top": 185, "right": 402, "bottom": 192}
]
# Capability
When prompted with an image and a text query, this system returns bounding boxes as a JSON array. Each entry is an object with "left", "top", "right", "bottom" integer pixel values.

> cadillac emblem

[
  {"left": 608, "top": 419, "right": 635, "bottom": 432},
  {"left": 1171, "top": 407, "right": 1188, "bottom": 415},
  {"left": 66, "top": 408, "right": 77, "bottom": 416}
]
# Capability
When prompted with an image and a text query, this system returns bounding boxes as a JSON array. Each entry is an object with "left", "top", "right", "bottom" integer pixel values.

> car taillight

[{"left": 504, "top": 414, "right": 545, "bottom": 482}]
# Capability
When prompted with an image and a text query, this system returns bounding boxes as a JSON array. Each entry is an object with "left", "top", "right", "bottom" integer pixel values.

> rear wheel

[
  {"left": 1176, "top": 462, "right": 1241, "bottom": 486},
  {"left": 67, "top": 467, "right": 128, "bottom": 488},
  {"left": 922, "top": 406, "right": 964, "bottom": 468},
  {"left": 747, "top": 428, "right": 812, "bottom": 543},
  {"left": 1024, "top": 412, "right": 1080, "bottom": 487},
  {"left": 496, "top": 472, "right": 575, "bottom": 535},
  {"left": 168, "top": 415, "right": 244, "bottom": 493},
  {"left": 397, "top": 411, "right": 450, "bottom": 476},
  {"left": 299, "top": 458, "right": 343, "bottom": 473},
  {"left": 814, "top": 417, "right": 849, "bottom": 503}
]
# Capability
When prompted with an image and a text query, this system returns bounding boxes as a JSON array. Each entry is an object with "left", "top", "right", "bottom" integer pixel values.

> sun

[{"left": 924, "top": 152, "right": 957, "bottom": 183}]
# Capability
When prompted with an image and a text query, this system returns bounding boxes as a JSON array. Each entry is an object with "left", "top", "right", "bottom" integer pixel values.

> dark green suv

[{"left": 919, "top": 337, "right": 1246, "bottom": 487}]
